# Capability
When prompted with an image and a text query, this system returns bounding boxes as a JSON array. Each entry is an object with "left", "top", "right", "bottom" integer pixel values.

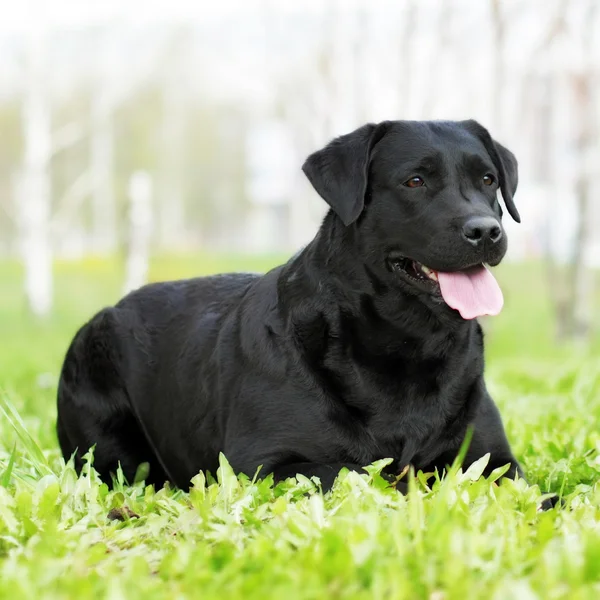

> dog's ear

[
  {"left": 302, "top": 122, "right": 389, "bottom": 226},
  {"left": 462, "top": 120, "right": 520, "bottom": 223},
  {"left": 493, "top": 140, "right": 519, "bottom": 222}
]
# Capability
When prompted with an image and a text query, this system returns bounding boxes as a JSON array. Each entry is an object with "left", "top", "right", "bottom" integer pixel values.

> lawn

[{"left": 1, "top": 255, "right": 599, "bottom": 599}]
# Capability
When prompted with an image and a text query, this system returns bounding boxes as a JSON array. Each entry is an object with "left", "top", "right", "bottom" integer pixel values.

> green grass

[{"left": 1, "top": 255, "right": 600, "bottom": 599}]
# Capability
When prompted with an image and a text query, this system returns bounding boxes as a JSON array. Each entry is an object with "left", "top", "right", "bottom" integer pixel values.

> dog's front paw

[{"left": 537, "top": 494, "right": 561, "bottom": 512}]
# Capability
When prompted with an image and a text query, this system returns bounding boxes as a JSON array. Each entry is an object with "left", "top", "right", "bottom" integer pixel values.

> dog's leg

[
  {"left": 271, "top": 461, "right": 409, "bottom": 494},
  {"left": 471, "top": 394, "right": 559, "bottom": 510},
  {"left": 57, "top": 309, "right": 167, "bottom": 488},
  {"left": 430, "top": 392, "right": 558, "bottom": 510},
  {"left": 463, "top": 393, "right": 525, "bottom": 480}
]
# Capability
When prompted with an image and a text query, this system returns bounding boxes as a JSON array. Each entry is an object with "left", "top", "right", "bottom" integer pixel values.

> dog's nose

[{"left": 462, "top": 217, "right": 502, "bottom": 247}]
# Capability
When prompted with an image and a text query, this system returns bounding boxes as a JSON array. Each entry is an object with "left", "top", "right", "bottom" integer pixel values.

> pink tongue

[{"left": 437, "top": 266, "right": 504, "bottom": 320}]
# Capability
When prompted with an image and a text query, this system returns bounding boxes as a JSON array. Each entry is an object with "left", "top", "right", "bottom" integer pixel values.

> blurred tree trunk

[
  {"left": 157, "top": 81, "right": 185, "bottom": 250},
  {"left": 123, "top": 171, "right": 153, "bottom": 295},
  {"left": 537, "top": 73, "right": 568, "bottom": 339},
  {"left": 157, "top": 32, "right": 189, "bottom": 250},
  {"left": 90, "top": 43, "right": 117, "bottom": 254},
  {"left": 279, "top": 1, "right": 349, "bottom": 249},
  {"left": 537, "top": 0, "right": 596, "bottom": 342},
  {"left": 399, "top": 0, "right": 417, "bottom": 117},
  {"left": 557, "top": 0, "right": 597, "bottom": 342},
  {"left": 564, "top": 70, "right": 594, "bottom": 341},
  {"left": 90, "top": 95, "right": 116, "bottom": 254},
  {"left": 18, "top": 24, "right": 52, "bottom": 317},
  {"left": 489, "top": 0, "right": 505, "bottom": 129}
]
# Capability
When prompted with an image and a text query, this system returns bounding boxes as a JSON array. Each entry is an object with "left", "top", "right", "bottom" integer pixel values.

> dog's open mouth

[
  {"left": 387, "top": 256, "right": 504, "bottom": 320},
  {"left": 388, "top": 257, "right": 439, "bottom": 284}
]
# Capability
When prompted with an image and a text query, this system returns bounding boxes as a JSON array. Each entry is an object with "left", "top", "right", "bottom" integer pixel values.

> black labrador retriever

[{"left": 56, "top": 119, "right": 539, "bottom": 498}]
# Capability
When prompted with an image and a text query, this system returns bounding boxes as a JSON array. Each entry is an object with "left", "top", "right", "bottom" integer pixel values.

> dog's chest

[
  {"left": 299, "top": 310, "right": 483, "bottom": 467},
  {"left": 343, "top": 359, "right": 478, "bottom": 468}
]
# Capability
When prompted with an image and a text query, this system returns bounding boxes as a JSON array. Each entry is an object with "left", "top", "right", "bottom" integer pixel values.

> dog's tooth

[{"left": 420, "top": 265, "right": 438, "bottom": 281}]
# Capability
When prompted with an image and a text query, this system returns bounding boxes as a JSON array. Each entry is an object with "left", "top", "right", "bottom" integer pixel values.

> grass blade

[
  {"left": 0, "top": 389, "right": 54, "bottom": 477},
  {"left": 0, "top": 443, "right": 17, "bottom": 487}
]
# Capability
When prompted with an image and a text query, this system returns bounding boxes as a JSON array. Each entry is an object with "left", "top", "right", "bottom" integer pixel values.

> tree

[
  {"left": 18, "top": 22, "right": 53, "bottom": 317},
  {"left": 565, "top": 0, "right": 597, "bottom": 341},
  {"left": 156, "top": 31, "right": 190, "bottom": 250},
  {"left": 539, "top": 0, "right": 598, "bottom": 342},
  {"left": 123, "top": 171, "right": 153, "bottom": 295}
]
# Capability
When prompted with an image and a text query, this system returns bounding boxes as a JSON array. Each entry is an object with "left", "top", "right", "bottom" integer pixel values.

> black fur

[{"left": 57, "top": 119, "right": 543, "bottom": 500}]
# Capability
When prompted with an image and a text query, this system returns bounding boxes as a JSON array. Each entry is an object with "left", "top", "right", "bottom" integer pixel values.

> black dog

[{"left": 57, "top": 119, "right": 534, "bottom": 496}]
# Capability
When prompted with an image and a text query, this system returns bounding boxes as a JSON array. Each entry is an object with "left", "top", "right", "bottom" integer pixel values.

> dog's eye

[
  {"left": 483, "top": 174, "right": 495, "bottom": 186},
  {"left": 404, "top": 176, "right": 425, "bottom": 188}
]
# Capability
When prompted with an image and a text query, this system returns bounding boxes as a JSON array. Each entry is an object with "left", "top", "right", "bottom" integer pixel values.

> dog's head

[{"left": 302, "top": 120, "right": 519, "bottom": 320}]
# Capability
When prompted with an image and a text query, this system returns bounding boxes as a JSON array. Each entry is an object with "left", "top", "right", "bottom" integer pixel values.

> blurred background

[{"left": 0, "top": 0, "right": 599, "bottom": 361}]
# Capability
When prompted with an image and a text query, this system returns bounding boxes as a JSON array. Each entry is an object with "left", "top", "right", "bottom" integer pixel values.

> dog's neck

[{"left": 278, "top": 212, "right": 475, "bottom": 357}]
